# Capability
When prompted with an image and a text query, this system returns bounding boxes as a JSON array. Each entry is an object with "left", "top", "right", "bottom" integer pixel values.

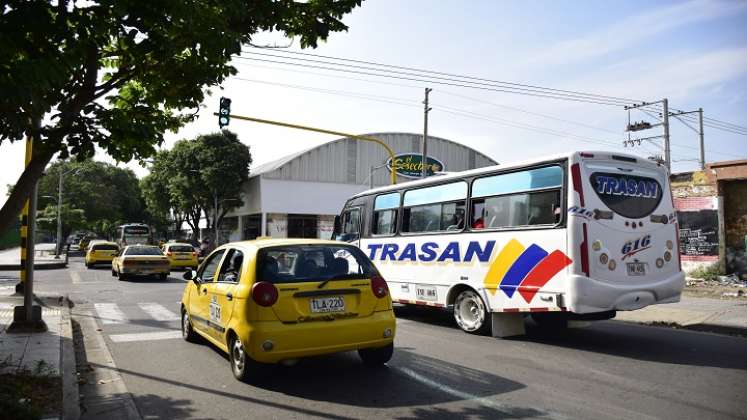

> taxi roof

[
  {"left": 164, "top": 242, "right": 195, "bottom": 247},
  {"left": 220, "top": 238, "right": 344, "bottom": 253}
]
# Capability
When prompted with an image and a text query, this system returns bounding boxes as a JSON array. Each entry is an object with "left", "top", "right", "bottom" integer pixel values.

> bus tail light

[
  {"left": 579, "top": 152, "right": 595, "bottom": 158},
  {"left": 580, "top": 224, "right": 590, "bottom": 277},
  {"left": 571, "top": 163, "right": 585, "bottom": 206},
  {"left": 371, "top": 274, "right": 389, "bottom": 298},
  {"left": 252, "top": 282, "right": 278, "bottom": 307}
]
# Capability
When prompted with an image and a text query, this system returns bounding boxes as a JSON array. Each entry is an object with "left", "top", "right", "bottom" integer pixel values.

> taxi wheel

[
  {"left": 181, "top": 310, "right": 198, "bottom": 343},
  {"left": 229, "top": 336, "right": 262, "bottom": 383},
  {"left": 453, "top": 289, "right": 490, "bottom": 335},
  {"left": 159, "top": 273, "right": 168, "bottom": 281},
  {"left": 119, "top": 273, "right": 129, "bottom": 281},
  {"left": 111, "top": 269, "right": 117, "bottom": 277},
  {"left": 358, "top": 343, "right": 394, "bottom": 366}
]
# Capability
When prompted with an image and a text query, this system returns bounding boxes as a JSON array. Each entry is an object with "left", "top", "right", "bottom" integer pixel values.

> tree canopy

[
  {"left": 141, "top": 130, "right": 252, "bottom": 240},
  {"left": 36, "top": 160, "right": 147, "bottom": 238},
  {"left": 0, "top": 0, "right": 362, "bottom": 237}
]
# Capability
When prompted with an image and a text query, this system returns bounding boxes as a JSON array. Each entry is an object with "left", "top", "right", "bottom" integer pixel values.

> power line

[{"left": 240, "top": 47, "right": 747, "bottom": 135}]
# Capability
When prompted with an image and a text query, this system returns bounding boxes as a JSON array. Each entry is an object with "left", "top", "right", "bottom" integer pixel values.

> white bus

[
  {"left": 115, "top": 223, "right": 152, "bottom": 247},
  {"left": 333, "top": 151, "right": 684, "bottom": 337}
]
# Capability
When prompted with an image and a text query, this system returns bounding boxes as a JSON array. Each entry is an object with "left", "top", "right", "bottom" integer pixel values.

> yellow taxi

[
  {"left": 84, "top": 241, "right": 119, "bottom": 268},
  {"left": 111, "top": 245, "right": 170, "bottom": 281},
  {"left": 180, "top": 239, "right": 395, "bottom": 382},
  {"left": 162, "top": 243, "right": 199, "bottom": 270}
]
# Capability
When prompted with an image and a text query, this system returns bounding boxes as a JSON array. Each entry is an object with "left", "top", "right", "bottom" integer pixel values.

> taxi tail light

[
  {"left": 371, "top": 274, "right": 389, "bottom": 298},
  {"left": 252, "top": 281, "right": 278, "bottom": 307}
]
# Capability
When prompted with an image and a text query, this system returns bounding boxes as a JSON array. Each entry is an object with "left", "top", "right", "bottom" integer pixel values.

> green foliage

[
  {"left": 0, "top": 0, "right": 362, "bottom": 158},
  {"left": 36, "top": 204, "right": 86, "bottom": 238},
  {"left": 688, "top": 263, "right": 723, "bottom": 281},
  {"left": 142, "top": 130, "right": 252, "bottom": 239},
  {"left": 36, "top": 160, "right": 147, "bottom": 237}
]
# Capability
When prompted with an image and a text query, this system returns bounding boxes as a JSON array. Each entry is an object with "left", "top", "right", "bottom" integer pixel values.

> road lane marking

[
  {"left": 94, "top": 303, "right": 127, "bottom": 324},
  {"left": 109, "top": 330, "right": 182, "bottom": 343},
  {"left": 395, "top": 367, "right": 561, "bottom": 419},
  {"left": 70, "top": 271, "right": 82, "bottom": 284},
  {"left": 138, "top": 303, "right": 180, "bottom": 321}
]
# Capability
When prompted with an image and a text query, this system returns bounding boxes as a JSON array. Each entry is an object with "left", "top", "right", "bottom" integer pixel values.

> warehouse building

[{"left": 220, "top": 132, "right": 497, "bottom": 241}]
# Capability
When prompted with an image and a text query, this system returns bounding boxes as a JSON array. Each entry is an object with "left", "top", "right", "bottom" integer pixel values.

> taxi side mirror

[{"left": 183, "top": 270, "right": 197, "bottom": 281}]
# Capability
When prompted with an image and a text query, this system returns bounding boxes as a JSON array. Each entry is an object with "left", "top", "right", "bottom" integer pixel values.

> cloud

[{"left": 518, "top": 0, "right": 747, "bottom": 69}]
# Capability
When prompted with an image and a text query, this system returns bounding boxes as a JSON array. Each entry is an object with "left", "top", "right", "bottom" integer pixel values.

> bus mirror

[{"left": 333, "top": 215, "right": 341, "bottom": 238}]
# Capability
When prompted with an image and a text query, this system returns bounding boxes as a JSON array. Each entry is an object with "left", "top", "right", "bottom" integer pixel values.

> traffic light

[
  {"left": 218, "top": 97, "right": 232, "bottom": 128},
  {"left": 626, "top": 121, "right": 652, "bottom": 132}
]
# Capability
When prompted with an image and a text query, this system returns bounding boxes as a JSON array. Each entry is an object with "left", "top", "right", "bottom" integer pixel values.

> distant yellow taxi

[
  {"left": 111, "top": 245, "right": 170, "bottom": 281},
  {"left": 162, "top": 243, "right": 199, "bottom": 270},
  {"left": 180, "top": 239, "right": 395, "bottom": 382},
  {"left": 85, "top": 241, "right": 119, "bottom": 268}
]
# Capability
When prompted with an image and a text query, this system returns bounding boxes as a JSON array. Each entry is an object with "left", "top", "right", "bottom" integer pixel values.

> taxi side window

[
  {"left": 217, "top": 249, "right": 244, "bottom": 283},
  {"left": 199, "top": 249, "right": 226, "bottom": 282}
]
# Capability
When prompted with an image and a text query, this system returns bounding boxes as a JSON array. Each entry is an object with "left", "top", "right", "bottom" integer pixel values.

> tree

[
  {"left": 0, "top": 0, "right": 362, "bottom": 237},
  {"left": 143, "top": 130, "right": 252, "bottom": 240},
  {"left": 36, "top": 204, "right": 86, "bottom": 241},
  {"left": 140, "top": 149, "right": 185, "bottom": 237},
  {"left": 35, "top": 160, "right": 147, "bottom": 237}
]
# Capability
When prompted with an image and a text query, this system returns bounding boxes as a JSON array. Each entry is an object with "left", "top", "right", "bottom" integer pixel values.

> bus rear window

[
  {"left": 92, "top": 244, "right": 118, "bottom": 251},
  {"left": 590, "top": 172, "right": 663, "bottom": 218}
]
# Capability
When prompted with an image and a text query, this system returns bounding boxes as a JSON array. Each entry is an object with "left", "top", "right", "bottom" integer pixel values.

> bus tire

[{"left": 453, "top": 289, "right": 490, "bottom": 335}]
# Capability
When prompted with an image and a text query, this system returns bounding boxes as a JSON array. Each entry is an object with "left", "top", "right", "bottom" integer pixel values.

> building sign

[{"left": 386, "top": 154, "right": 445, "bottom": 179}]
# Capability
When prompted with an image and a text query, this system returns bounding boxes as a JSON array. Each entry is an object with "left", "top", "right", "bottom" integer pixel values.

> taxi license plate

[
  {"left": 626, "top": 262, "right": 646, "bottom": 276},
  {"left": 310, "top": 296, "right": 345, "bottom": 313}
]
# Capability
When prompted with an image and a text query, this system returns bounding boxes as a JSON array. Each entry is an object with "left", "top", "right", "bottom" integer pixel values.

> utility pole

[
  {"left": 698, "top": 108, "right": 705, "bottom": 170},
  {"left": 213, "top": 189, "right": 218, "bottom": 245},
  {"left": 421, "top": 88, "right": 432, "bottom": 178},
  {"left": 662, "top": 98, "right": 671, "bottom": 172},
  {"left": 56, "top": 173, "right": 62, "bottom": 256}
]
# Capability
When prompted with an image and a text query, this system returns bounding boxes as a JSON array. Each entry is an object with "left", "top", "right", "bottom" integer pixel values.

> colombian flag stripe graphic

[
  {"left": 499, "top": 244, "right": 548, "bottom": 298},
  {"left": 517, "top": 250, "right": 573, "bottom": 303},
  {"left": 484, "top": 239, "right": 525, "bottom": 294}
]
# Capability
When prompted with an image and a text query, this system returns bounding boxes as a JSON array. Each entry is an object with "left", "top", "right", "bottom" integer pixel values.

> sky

[{"left": 2, "top": 0, "right": 747, "bottom": 204}]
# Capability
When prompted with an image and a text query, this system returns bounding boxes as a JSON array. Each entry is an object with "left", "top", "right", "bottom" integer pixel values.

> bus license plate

[
  {"left": 310, "top": 296, "right": 345, "bottom": 313},
  {"left": 416, "top": 285, "right": 438, "bottom": 301},
  {"left": 626, "top": 262, "right": 646, "bottom": 276}
]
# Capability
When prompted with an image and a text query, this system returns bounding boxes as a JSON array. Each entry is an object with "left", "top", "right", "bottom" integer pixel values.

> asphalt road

[{"left": 4, "top": 258, "right": 746, "bottom": 419}]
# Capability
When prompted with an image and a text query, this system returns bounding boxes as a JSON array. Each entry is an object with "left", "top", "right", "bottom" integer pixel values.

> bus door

[
  {"left": 575, "top": 156, "right": 679, "bottom": 301},
  {"left": 337, "top": 206, "right": 363, "bottom": 247}
]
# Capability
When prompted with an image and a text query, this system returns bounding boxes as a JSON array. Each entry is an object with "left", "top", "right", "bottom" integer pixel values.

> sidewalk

[
  {"left": 615, "top": 296, "right": 747, "bottom": 336},
  {"left": 0, "top": 244, "right": 68, "bottom": 270},
  {"left": 0, "top": 286, "right": 78, "bottom": 419}
]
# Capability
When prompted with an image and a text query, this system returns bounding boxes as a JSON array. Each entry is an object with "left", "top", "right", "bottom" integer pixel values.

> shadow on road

[{"left": 394, "top": 305, "right": 747, "bottom": 371}]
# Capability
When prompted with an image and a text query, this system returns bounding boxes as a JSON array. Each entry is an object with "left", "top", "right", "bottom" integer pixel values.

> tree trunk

[{"left": 0, "top": 145, "right": 55, "bottom": 238}]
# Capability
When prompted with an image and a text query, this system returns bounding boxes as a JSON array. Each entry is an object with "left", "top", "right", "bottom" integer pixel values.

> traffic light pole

[{"left": 214, "top": 113, "right": 398, "bottom": 185}]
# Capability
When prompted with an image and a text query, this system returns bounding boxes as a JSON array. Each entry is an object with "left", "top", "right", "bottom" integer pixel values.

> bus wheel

[{"left": 453, "top": 289, "right": 489, "bottom": 335}]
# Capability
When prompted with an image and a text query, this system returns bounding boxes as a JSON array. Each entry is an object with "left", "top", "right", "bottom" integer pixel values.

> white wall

[{"left": 260, "top": 178, "right": 370, "bottom": 215}]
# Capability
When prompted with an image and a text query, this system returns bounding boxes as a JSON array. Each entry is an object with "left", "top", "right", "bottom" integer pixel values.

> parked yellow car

[
  {"left": 85, "top": 241, "right": 119, "bottom": 268},
  {"left": 180, "top": 239, "right": 395, "bottom": 382},
  {"left": 162, "top": 243, "right": 199, "bottom": 270},
  {"left": 111, "top": 245, "right": 170, "bottom": 281}
]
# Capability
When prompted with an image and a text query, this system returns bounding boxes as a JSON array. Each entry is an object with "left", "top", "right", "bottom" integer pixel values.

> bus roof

[{"left": 350, "top": 150, "right": 664, "bottom": 199}]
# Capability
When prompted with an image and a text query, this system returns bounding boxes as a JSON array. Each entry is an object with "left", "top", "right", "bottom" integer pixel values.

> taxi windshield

[
  {"left": 125, "top": 246, "right": 163, "bottom": 256},
  {"left": 257, "top": 245, "right": 376, "bottom": 284}
]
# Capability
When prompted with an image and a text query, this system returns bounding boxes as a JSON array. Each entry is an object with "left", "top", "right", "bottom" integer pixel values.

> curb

[
  {"left": 0, "top": 262, "right": 67, "bottom": 270},
  {"left": 617, "top": 319, "right": 747, "bottom": 337},
  {"left": 60, "top": 298, "right": 80, "bottom": 420}
]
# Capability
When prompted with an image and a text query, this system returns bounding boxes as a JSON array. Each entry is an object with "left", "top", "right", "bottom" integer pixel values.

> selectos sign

[{"left": 386, "top": 153, "right": 445, "bottom": 178}]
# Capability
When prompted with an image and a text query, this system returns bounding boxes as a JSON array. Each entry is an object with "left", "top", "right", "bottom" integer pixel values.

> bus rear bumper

[{"left": 566, "top": 271, "right": 685, "bottom": 313}]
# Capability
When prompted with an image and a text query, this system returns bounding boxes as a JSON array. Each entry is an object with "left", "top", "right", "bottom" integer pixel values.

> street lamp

[{"left": 52, "top": 168, "right": 81, "bottom": 257}]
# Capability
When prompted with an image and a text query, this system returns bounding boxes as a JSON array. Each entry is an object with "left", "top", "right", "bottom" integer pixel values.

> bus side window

[
  {"left": 401, "top": 182, "right": 467, "bottom": 233},
  {"left": 471, "top": 166, "right": 563, "bottom": 229},
  {"left": 373, "top": 192, "right": 399, "bottom": 235}
]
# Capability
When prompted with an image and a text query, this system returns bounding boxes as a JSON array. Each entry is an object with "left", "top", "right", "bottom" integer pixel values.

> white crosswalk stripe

[
  {"left": 138, "top": 303, "right": 180, "bottom": 321},
  {"left": 94, "top": 303, "right": 127, "bottom": 324},
  {"left": 110, "top": 331, "right": 182, "bottom": 343}
]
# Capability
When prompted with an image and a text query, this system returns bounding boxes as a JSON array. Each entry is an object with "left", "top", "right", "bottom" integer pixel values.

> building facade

[
  {"left": 221, "top": 132, "right": 497, "bottom": 241},
  {"left": 671, "top": 159, "right": 747, "bottom": 277}
]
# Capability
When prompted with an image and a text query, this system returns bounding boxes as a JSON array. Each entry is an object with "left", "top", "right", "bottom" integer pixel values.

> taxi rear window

[
  {"left": 257, "top": 245, "right": 376, "bottom": 284},
  {"left": 125, "top": 246, "right": 163, "bottom": 256},
  {"left": 169, "top": 245, "right": 194, "bottom": 253},
  {"left": 92, "top": 244, "right": 118, "bottom": 251}
]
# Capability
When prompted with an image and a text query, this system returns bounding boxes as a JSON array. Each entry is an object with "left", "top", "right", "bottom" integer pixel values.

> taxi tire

[
  {"left": 159, "top": 273, "right": 168, "bottom": 281},
  {"left": 453, "top": 289, "right": 490, "bottom": 335},
  {"left": 181, "top": 310, "right": 199, "bottom": 343},
  {"left": 119, "top": 273, "right": 129, "bottom": 281},
  {"left": 358, "top": 343, "right": 394, "bottom": 366},
  {"left": 229, "top": 335, "right": 264, "bottom": 383}
]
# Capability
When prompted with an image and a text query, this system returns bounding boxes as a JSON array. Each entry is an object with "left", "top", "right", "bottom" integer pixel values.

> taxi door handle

[
  {"left": 201, "top": 288, "right": 207, "bottom": 295},
  {"left": 226, "top": 293, "right": 233, "bottom": 301}
]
